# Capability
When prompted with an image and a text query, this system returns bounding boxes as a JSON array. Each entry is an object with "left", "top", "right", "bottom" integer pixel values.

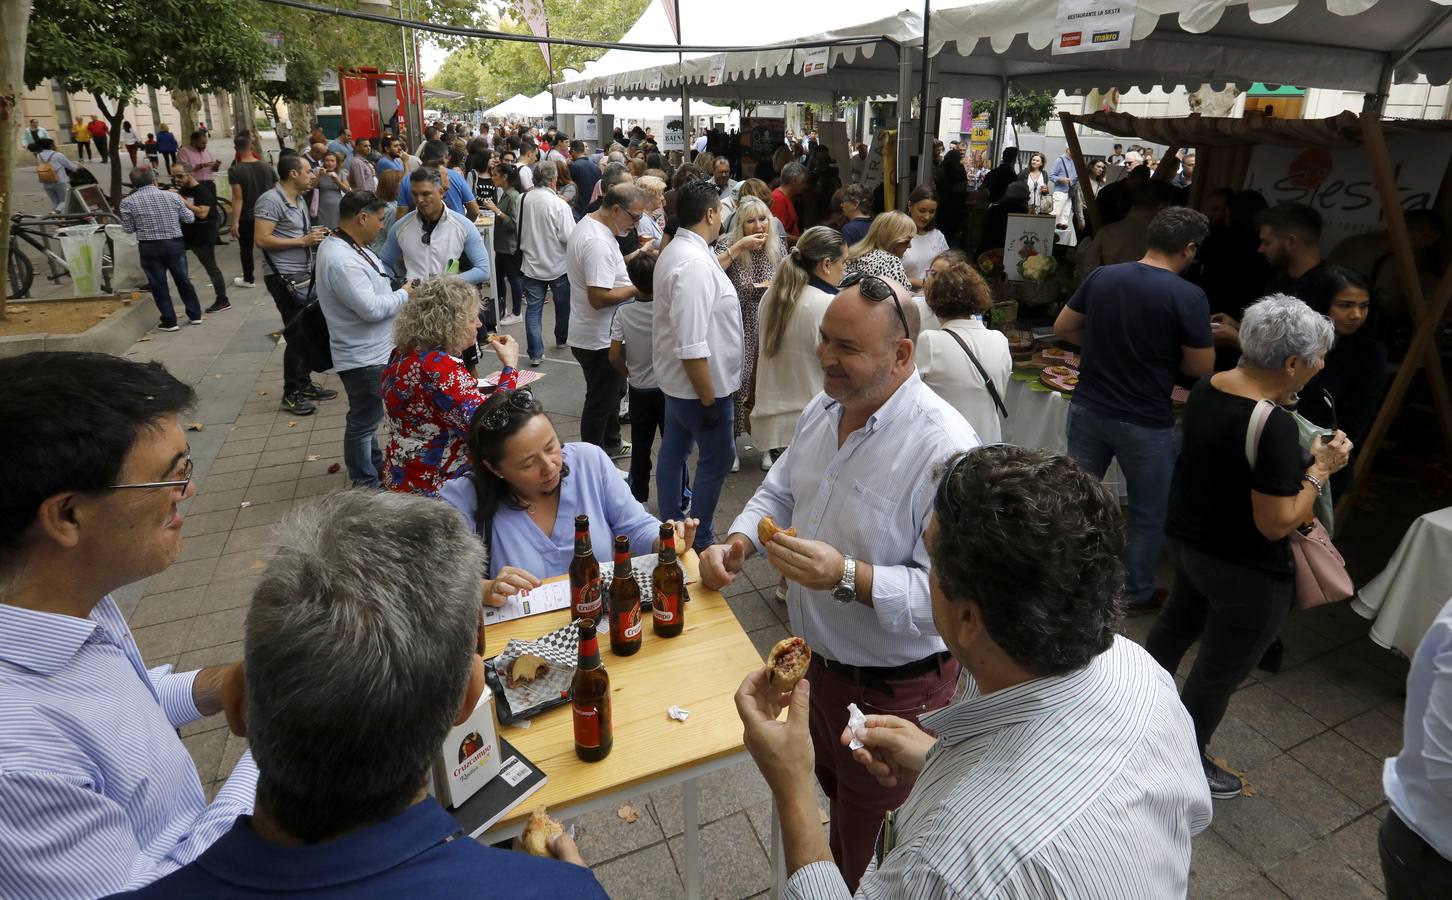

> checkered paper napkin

[{"left": 489, "top": 620, "right": 580, "bottom": 723}]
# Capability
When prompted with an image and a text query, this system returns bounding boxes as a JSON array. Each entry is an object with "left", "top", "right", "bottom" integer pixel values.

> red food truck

[{"left": 316, "top": 67, "right": 423, "bottom": 141}]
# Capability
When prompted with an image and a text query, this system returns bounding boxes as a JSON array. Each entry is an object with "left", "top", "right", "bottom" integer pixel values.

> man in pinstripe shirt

[
  {"left": 0, "top": 353, "right": 257, "bottom": 898},
  {"left": 736, "top": 446, "right": 1211, "bottom": 899}
]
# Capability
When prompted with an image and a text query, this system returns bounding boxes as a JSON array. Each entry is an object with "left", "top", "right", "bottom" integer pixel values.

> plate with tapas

[{"left": 1039, "top": 364, "right": 1081, "bottom": 393}]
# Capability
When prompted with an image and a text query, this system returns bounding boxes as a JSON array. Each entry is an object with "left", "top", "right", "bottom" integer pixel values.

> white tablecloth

[
  {"left": 1003, "top": 378, "right": 1126, "bottom": 498},
  {"left": 1353, "top": 506, "right": 1452, "bottom": 657}
]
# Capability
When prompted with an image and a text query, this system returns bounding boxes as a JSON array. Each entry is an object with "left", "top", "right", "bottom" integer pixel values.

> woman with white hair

[
  {"left": 382, "top": 276, "right": 520, "bottom": 496},
  {"left": 1147, "top": 293, "right": 1352, "bottom": 800},
  {"left": 844, "top": 210, "right": 913, "bottom": 287},
  {"left": 635, "top": 174, "right": 668, "bottom": 248},
  {"left": 714, "top": 196, "right": 786, "bottom": 455}
]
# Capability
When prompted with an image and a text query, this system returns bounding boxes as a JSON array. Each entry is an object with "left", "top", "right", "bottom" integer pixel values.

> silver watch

[{"left": 832, "top": 556, "right": 857, "bottom": 603}]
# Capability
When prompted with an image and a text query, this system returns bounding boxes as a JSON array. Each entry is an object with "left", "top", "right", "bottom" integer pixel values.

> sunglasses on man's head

[{"left": 840, "top": 271, "right": 910, "bottom": 339}]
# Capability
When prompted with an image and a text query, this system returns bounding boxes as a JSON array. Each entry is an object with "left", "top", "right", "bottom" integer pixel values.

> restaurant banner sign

[{"left": 1053, "top": 0, "right": 1136, "bottom": 55}]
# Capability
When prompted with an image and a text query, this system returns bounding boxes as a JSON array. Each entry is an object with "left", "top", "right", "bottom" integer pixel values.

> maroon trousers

[{"left": 806, "top": 652, "right": 960, "bottom": 893}]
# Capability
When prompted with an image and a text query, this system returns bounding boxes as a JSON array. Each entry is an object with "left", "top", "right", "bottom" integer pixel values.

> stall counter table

[
  {"left": 458, "top": 551, "right": 776, "bottom": 899},
  {"left": 1353, "top": 505, "right": 1452, "bottom": 657}
]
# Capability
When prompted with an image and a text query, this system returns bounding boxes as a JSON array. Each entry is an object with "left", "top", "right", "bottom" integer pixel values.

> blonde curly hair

[{"left": 393, "top": 276, "right": 478, "bottom": 353}]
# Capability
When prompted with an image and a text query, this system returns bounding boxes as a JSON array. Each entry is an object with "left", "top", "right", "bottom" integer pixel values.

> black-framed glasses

[
  {"left": 478, "top": 390, "right": 537, "bottom": 430},
  {"left": 840, "top": 271, "right": 910, "bottom": 339},
  {"left": 108, "top": 457, "right": 194, "bottom": 493}
]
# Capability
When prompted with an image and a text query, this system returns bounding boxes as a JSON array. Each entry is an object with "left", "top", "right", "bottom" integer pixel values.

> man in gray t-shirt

[{"left": 253, "top": 154, "right": 336, "bottom": 415}]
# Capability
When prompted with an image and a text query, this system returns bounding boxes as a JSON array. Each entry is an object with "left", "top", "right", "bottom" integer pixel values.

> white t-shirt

[
  {"left": 902, "top": 229, "right": 950, "bottom": 283},
  {"left": 609, "top": 300, "right": 657, "bottom": 389},
  {"left": 517, "top": 164, "right": 535, "bottom": 190},
  {"left": 652, "top": 228, "right": 744, "bottom": 400},
  {"left": 518, "top": 188, "right": 575, "bottom": 281},
  {"left": 566, "top": 214, "right": 632, "bottom": 350}
]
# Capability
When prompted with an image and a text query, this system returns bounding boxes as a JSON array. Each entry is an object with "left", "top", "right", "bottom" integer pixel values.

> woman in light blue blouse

[{"left": 440, "top": 390, "right": 697, "bottom": 603}]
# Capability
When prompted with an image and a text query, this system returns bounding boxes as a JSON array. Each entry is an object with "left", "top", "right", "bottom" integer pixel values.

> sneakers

[
  {"left": 608, "top": 442, "right": 632, "bottom": 460},
  {"left": 498, "top": 313, "right": 523, "bottom": 326},
  {"left": 731, "top": 454, "right": 740, "bottom": 473},
  {"left": 157, "top": 321, "right": 180, "bottom": 332},
  {"left": 205, "top": 300, "right": 232, "bottom": 313},
  {"left": 761, "top": 448, "right": 778, "bottom": 471},
  {"left": 300, "top": 382, "right": 339, "bottom": 401},
  {"left": 233, "top": 277, "right": 255, "bottom": 288},
  {"left": 188, "top": 318, "right": 203, "bottom": 326},
  {"left": 1203, "top": 756, "right": 1243, "bottom": 799},
  {"left": 529, "top": 356, "right": 543, "bottom": 367},
  {"left": 280, "top": 393, "right": 318, "bottom": 416}
]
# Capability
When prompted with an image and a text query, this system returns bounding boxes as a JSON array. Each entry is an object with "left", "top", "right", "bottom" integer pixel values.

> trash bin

[
  {"left": 57, "top": 224, "right": 106, "bottom": 295},
  {"left": 104, "top": 224, "right": 146, "bottom": 291}
]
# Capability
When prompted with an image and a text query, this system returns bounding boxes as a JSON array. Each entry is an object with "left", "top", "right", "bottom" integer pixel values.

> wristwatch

[{"left": 832, "top": 556, "right": 857, "bottom": 603}]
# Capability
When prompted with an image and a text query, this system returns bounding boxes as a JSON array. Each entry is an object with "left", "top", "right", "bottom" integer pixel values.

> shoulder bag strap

[
  {"left": 944, "top": 327, "right": 1009, "bottom": 420},
  {"left": 1244, "top": 398, "right": 1276, "bottom": 470},
  {"left": 517, "top": 187, "right": 530, "bottom": 249}
]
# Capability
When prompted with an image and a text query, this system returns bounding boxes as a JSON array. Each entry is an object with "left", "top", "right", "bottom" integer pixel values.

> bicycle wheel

[
  {"left": 216, "top": 198, "right": 231, "bottom": 231},
  {"left": 7, "top": 243, "right": 33, "bottom": 298}
]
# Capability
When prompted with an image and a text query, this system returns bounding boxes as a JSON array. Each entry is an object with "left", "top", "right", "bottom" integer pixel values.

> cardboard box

[{"left": 432, "top": 685, "right": 502, "bottom": 809}]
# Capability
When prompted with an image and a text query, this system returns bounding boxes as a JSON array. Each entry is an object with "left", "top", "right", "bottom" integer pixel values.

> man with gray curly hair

[
  {"left": 126, "top": 491, "right": 607, "bottom": 897},
  {"left": 1054, "top": 205, "right": 1216, "bottom": 616},
  {"left": 737, "top": 445, "right": 1210, "bottom": 898}
]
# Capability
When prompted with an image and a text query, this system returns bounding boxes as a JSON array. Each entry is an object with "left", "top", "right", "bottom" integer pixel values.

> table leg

[
  {"left": 684, "top": 778, "right": 701, "bottom": 900},
  {"left": 770, "top": 802, "right": 786, "bottom": 900}
]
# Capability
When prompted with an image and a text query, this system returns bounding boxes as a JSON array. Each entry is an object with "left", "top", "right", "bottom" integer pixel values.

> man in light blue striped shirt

[
  {"left": 736, "top": 446, "right": 1211, "bottom": 899},
  {"left": 0, "top": 352, "right": 258, "bottom": 898}
]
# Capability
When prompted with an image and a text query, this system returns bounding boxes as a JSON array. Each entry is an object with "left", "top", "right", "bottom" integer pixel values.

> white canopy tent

[{"left": 483, "top": 94, "right": 536, "bottom": 117}]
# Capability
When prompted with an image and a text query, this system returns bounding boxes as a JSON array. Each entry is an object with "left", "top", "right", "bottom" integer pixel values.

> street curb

[{"left": 0, "top": 296, "right": 156, "bottom": 358}]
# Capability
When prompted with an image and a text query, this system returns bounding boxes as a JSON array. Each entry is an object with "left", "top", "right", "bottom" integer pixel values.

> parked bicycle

[{"left": 7, "top": 212, "right": 120, "bottom": 299}]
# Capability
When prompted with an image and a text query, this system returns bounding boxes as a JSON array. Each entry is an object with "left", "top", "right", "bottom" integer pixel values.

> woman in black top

[
  {"left": 1147, "top": 294, "right": 1351, "bottom": 800},
  {"left": 1297, "top": 266, "right": 1387, "bottom": 497}
]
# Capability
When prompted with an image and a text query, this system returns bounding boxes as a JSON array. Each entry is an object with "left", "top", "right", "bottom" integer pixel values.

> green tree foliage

[
  {"left": 427, "top": 48, "right": 488, "bottom": 113},
  {"left": 970, "top": 90, "right": 1060, "bottom": 134},
  {"left": 26, "top": 0, "right": 272, "bottom": 199},
  {"left": 464, "top": 0, "right": 651, "bottom": 106}
]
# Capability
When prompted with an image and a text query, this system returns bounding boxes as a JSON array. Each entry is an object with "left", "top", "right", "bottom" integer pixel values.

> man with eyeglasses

[
  {"left": 0, "top": 352, "right": 257, "bottom": 898},
  {"left": 698, "top": 272, "right": 980, "bottom": 891},
  {"left": 566, "top": 184, "right": 649, "bottom": 457}
]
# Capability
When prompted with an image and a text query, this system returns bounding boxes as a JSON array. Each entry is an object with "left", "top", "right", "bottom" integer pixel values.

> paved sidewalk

[{"left": 61, "top": 161, "right": 1433, "bottom": 898}]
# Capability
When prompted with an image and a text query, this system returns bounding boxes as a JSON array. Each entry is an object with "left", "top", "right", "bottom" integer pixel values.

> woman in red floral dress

[{"left": 383, "top": 277, "right": 520, "bottom": 495}]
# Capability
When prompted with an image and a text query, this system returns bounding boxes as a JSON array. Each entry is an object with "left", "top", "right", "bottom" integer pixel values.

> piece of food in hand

[
  {"left": 508, "top": 653, "right": 551, "bottom": 688},
  {"left": 766, "top": 636, "right": 812, "bottom": 692},
  {"left": 522, "top": 806, "right": 564, "bottom": 857},
  {"left": 757, "top": 515, "right": 797, "bottom": 547}
]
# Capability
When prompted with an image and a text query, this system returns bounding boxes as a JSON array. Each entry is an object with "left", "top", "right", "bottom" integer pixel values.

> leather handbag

[{"left": 1245, "top": 400, "right": 1354, "bottom": 609}]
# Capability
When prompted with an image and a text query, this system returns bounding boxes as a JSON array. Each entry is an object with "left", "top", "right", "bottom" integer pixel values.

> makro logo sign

[{"left": 1092, "top": 30, "right": 1120, "bottom": 43}]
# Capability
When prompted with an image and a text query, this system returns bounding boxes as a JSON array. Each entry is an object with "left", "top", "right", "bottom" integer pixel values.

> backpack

[{"left": 37, "top": 152, "right": 58, "bottom": 184}]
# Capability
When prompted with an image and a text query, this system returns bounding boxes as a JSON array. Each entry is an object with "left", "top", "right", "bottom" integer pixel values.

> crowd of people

[{"left": 3, "top": 115, "right": 1447, "bottom": 900}]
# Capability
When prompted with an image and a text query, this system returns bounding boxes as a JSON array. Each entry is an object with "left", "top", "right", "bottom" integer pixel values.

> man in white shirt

[
  {"left": 735, "top": 445, "right": 1211, "bottom": 899},
  {"left": 699, "top": 273, "right": 979, "bottom": 890},
  {"left": 653, "top": 180, "right": 744, "bottom": 548},
  {"left": 1380, "top": 597, "right": 1452, "bottom": 895},
  {"left": 567, "top": 184, "right": 648, "bottom": 458},
  {"left": 315, "top": 190, "right": 412, "bottom": 487},
  {"left": 518, "top": 161, "right": 576, "bottom": 366},
  {"left": 692, "top": 130, "right": 708, "bottom": 157}
]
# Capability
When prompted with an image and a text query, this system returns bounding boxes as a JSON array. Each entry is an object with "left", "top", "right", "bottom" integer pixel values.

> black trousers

[
  {"left": 1380, "top": 808, "right": 1452, "bottom": 899},
  {"left": 262, "top": 273, "right": 314, "bottom": 396},
  {"left": 1145, "top": 540, "right": 1294, "bottom": 752},
  {"left": 76, "top": 140, "right": 92, "bottom": 160},
  {"left": 572, "top": 346, "right": 623, "bottom": 453},
  {"left": 187, "top": 240, "right": 228, "bottom": 306},
  {"left": 627, "top": 386, "right": 665, "bottom": 504},
  {"left": 237, "top": 218, "right": 256, "bottom": 283}
]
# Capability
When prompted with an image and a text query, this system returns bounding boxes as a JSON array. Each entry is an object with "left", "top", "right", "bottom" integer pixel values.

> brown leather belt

[{"left": 812, "top": 651, "right": 953, "bottom": 695}]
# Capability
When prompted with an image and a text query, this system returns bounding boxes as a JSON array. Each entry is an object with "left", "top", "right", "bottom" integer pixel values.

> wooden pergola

[{"left": 1059, "top": 109, "right": 1452, "bottom": 528}]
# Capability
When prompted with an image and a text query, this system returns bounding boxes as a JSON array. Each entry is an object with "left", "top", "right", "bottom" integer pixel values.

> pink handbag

[{"left": 1246, "top": 400, "right": 1355, "bottom": 609}]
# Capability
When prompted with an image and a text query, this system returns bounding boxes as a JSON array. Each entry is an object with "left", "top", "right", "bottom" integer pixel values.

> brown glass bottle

[
  {"left": 607, "top": 535, "right": 643, "bottom": 656},
  {"left": 571, "top": 618, "right": 612, "bottom": 762},
  {"left": 652, "top": 523, "right": 684, "bottom": 638},
  {"left": 569, "top": 515, "right": 603, "bottom": 621}
]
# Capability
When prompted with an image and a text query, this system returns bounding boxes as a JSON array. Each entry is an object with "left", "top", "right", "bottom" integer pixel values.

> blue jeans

[
  {"left": 657, "top": 394, "right": 736, "bottom": 551},
  {"left": 521, "top": 273, "right": 570, "bottom": 360},
  {"left": 496, "top": 250, "right": 525, "bottom": 318},
  {"left": 1066, "top": 402, "right": 1177, "bottom": 606},
  {"left": 337, "top": 365, "right": 386, "bottom": 487},
  {"left": 139, "top": 238, "right": 202, "bottom": 325}
]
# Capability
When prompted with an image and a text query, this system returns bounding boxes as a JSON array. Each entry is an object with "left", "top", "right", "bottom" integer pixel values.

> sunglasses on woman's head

[
  {"left": 478, "top": 389, "right": 536, "bottom": 430},
  {"left": 840, "top": 271, "right": 910, "bottom": 339}
]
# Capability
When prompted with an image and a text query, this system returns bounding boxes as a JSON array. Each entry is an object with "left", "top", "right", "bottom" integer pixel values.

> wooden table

[{"left": 458, "top": 552, "right": 768, "bottom": 899}]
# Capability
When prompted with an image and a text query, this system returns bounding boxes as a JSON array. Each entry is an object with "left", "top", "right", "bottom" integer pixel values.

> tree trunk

[
  {"left": 173, "top": 90, "right": 202, "bottom": 136},
  {"left": 289, "top": 102, "right": 314, "bottom": 150},
  {"left": 0, "top": 0, "right": 32, "bottom": 314},
  {"left": 213, "top": 91, "right": 233, "bottom": 137},
  {"left": 147, "top": 86, "right": 163, "bottom": 131},
  {"left": 232, "top": 87, "right": 254, "bottom": 137},
  {"left": 95, "top": 94, "right": 128, "bottom": 207}
]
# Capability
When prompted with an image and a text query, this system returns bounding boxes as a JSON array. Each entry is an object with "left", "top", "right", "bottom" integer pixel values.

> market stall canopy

[
  {"left": 601, "top": 96, "right": 732, "bottom": 118},
  {"left": 553, "top": 0, "right": 938, "bottom": 103},
  {"left": 928, "top": 0, "right": 1452, "bottom": 93},
  {"left": 484, "top": 94, "right": 536, "bottom": 117}
]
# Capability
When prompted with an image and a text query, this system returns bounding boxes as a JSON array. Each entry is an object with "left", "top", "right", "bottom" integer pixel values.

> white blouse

[
  {"left": 901, "top": 229, "right": 950, "bottom": 283},
  {"left": 915, "top": 317, "right": 1012, "bottom": 444},
  {"left": 751, "top": 283, "right": 837, "bottom": 450}
]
